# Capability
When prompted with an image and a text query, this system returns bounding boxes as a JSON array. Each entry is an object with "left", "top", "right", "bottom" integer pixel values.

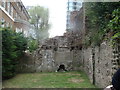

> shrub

[
  {"left": 2, "top": 27, "right": 27, "bottom": 79},
  {"left": 27, "top": 38, "right": 38, "bottom": 52}
]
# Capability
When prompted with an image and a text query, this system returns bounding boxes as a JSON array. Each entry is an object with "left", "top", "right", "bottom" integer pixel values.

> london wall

[
  {"left": 68, "top": 5, "right": 120, "bottom": 87},
  {"left": 80, "top": 41, "right": 120, "bottom": 88}
]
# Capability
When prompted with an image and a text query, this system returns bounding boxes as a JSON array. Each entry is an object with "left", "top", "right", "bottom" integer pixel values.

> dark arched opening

[{"left": 57, "top": 64, "right": 67, "bottom": 72}]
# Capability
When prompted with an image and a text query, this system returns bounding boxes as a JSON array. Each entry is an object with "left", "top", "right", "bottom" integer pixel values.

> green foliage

[
  {"left": 110, "top": 32, "right": 120, "bottom": 47},
  {"left": 2, "top": 27, "right": 27, "bottom": 79},
  {"left": 112, "top": 32, "right": 120, "bottom": 40},
  {"left": 27, "top": 38, "right": 38, "bottom": 52},
  {"left": 14, "top": 33, "right": 28, "bottom": 56},
  {"left": 28, "top": 6, "right": 50, "bottom": 42},
  {"left": 85, "top": 2, "right": 120, "bottom": 29},
  {"left": 84, "top": 2, "right": 120, "bottom": 47},
  {"left": 108, "top": 8, "right": 120, "bottom": 32},
  {"left": 83, "top": 35, "right": 91, "bottom": 47},
  {"left": 107, "top": 8, "right": 120, "bottom": 46}
]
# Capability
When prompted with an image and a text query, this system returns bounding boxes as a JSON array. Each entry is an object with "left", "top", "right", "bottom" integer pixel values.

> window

[
  {"left": 24, "top": 30, "right": 28, "bottom": 37},
  {"left": 69, "top": 2, "right": 73, "bottom": 7},
  {"left": 21, "top": 6, "right": 22, "bottom": 11},
  {"left": 69, "top": 7, "right": 73, "bottom": 11},
  {"left": 73, "top": 2, "right": 77, "bottom": 5},
  {"left": 1, "top": 2, "right": 6, "bottom": 8},
  {"left": 1, "top": 24, "right": 4, "bottom": 28},
  {"left": 15, "top": 13, "right": 18, "bottom": 18},
  {"left": 15, "top": 28, "right": 17, "bottom": 32},
  {"left": 11, "top": 6, "right": 13, "bottom": 17},
  {"left": 7, "top": 2, "right": 11, "bottom": 15},
  {"left": 6, "top": 22, "right": 9, "bottom": 27},
  {"left": 10, "top": 23, "right": 12, "bottom": 28},
  {"left": 17, "top": 3, "right": 18, "bottom": 7},
  {"left": 16, "top": 28, "right": 22, "bottom": 33},
  {"left": 1, "top": 18, "right": 5, "bottom": 22},
  {"left": 1, "top": 18, "right": 5, "bottom": 27},
  {"left": 73, "top": 6, "right": 77, "bottom": 10},
  {"left": 18, "top": 15, "right": 21, "bottom": 19}
]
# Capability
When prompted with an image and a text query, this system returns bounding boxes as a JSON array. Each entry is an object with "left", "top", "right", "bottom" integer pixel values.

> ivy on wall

[{"left": 84, "top": 2, "right": 120, "bottom": 47}]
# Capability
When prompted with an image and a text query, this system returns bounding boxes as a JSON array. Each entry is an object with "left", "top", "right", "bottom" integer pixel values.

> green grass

[{"left": 2, "top": 71, "right": 96, "bottom": 88}]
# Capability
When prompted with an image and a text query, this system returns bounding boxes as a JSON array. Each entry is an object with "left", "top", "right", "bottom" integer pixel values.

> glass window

[
  {"left": 73, "top": 6, "right": 77, "bottom": 10},
  {"left": 16, "top": 28, "right": 19, "bottom": 33},
  {"left": 73, "top": 2, "right": 77, "bottom": 5},
  {"left": 69, "top": 2, "right": 73, "bottom": 7},
  {"left": 6, "top": 22, "right": 9, "bottom": 27},
  {"left": 1, "top": 18, "right": 5, "bottom": 27},
  {"left": 16, "top": 3, "right": 19, "bottom": 7},
  {"left": 1, "top": 2, "right": 6, "bottom": 8},
  {"left": 11, "top": 6, "right": 14, "bottom": 17},
  {"left": 10, "top": 24, "right": 12, "bottom": 28},
  {"left": 1, "top": 24, "right": 4, "bottom": 28},
  {"left": 69, "top": 7, "right": 73, "bottom": 11},
  {"left": 21, "top": 6, "right": 22, "bottom": 11},
  {"left": 7, "top": 2, "right": 11, "bottom": 15},
  {"left": 16, "top": 28, "right": 22, "bottom": 33},
  {"left": 15, "top": 13, "right": 18, "bottom": 18}
]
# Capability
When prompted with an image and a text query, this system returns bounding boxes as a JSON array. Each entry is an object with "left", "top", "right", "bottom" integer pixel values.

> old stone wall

[
  {"left": 94, "top": 42, "right": 113, "bottom": 87},
  {"left": 82, "top": 47, "right": 93, "bottom": 83},
  {"left": 16, "top": 35, "right": 120, "bottom": 88},
  {"left": 16, "top": 5, "right": 120, "bottom": 88},
  {"left": 67, "top": 5, "right": 120, "bottom": 88},
  {"left": 27, "top": 36, "right": 74, "bottom": 72},
  {"left": 16, "top": 52, "right": 35, "bottom": 73},
  {"left": 35, "top": 49, "right": 56, "bottom": 72},
  {"left": 54, "top": 47, "right": 73, "bottom": 70},
  {"left": 72, "top": 50, "right": 83, "bottom": 70},
  {"left": 79, "top": 41, "right": 120, "bottom": 88}
]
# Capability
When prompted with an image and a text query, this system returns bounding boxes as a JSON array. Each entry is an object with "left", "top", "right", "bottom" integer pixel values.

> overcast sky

[{"left": 21, "top": 0, "right": 67, "bottom": 38}]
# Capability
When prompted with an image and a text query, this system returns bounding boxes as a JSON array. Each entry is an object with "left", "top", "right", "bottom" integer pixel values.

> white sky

[{"left": 21, "top": 0, "right": 67, "bottom": 38}]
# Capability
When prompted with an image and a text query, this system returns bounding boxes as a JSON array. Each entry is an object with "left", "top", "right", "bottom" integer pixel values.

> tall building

[
  {"left": 66, "top": 0, "right": 82, "bottom": 31},
  {"left": 0, "top": 0, "right": 31, "bottom": 37}
]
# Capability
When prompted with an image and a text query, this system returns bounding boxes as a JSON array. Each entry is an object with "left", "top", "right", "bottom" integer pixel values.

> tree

[
  {"left": 2, "top": 27, "right": 27, "bottom": 79},
  {"left": 28, "top": 6, "right": 50, "bottom": 44},
  {"left": 84, "top": 2, "right": 120, "bottom": 46}
]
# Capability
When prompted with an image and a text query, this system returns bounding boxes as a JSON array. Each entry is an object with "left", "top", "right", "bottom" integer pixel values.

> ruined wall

[
  {"left": 28, "top": 36, "right": 74, "bottom": 72},
  {"left": 71, "top": 50, "right": 83, "bottom": 70},
  {"left": 16, "top": 35, "right": 120, "bottom": 88},
  {"left": 82, "top": 47, "right": 93, "bottom": 83},
  {"left": 16, "top": 5, "right": 120, "bottom": 88},
  {"left": 94, "top": 42, "right": 113, "bottom": 87},
  {"left": 80, "top": 41, "right": 120, "bottom": 88},
  {"left": 67, "top": 5, "right": 120, "bottom": 88},
  {"left": 16, "top": 52, "right": 35, "bottom": 73},
  {"left": 34, "top": 49, "right": 56, "bottom": 72},
  {"left": 54, "top": 47, "right": 73, "bottom": 70}
]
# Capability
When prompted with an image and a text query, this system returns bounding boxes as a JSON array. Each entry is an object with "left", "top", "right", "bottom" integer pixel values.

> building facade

[
  {"left": 0, "top": 0, "right": 31, "bottom": 37},
  {"left": 66, "top": 0, "right": 82, "bottom": 31}
]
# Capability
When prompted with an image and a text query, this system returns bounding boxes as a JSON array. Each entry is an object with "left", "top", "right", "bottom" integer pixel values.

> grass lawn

[{"left": 2, "top": 71, "right": 96, "bottom": 88}]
